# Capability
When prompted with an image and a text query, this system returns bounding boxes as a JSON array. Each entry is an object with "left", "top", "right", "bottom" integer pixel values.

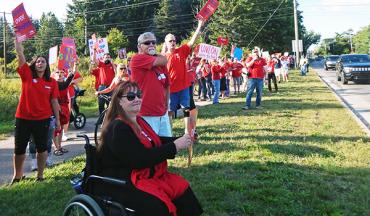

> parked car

[
  {"left": 336, "top": 54, "right": 370, "bottom": 84},
  {"left": 324, "top": 55, "right": 339, "bottom": 70}
]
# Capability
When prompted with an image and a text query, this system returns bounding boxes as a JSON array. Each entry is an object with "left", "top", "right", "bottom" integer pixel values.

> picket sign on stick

[
  {"left": 49, "top": 46, "right": 58, "bottom": 65},
  {"left": 197, "top": 43, "right": 221, "bottom": 60},
  {"left": 196, "top": 0, "right": 219, "bottom": 21},
  {"left": 88, "top": 38, "right": 109, "bottom": 62},
  {"left": 58, "top": 37, "right": 77, "bottom": 70},
  {"left": 11, "top": 3, "right": 36, "bottom": 42}
]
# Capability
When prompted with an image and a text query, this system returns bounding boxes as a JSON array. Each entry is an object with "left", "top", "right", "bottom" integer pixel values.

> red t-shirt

[
  {"left": 68, "top": 71, "right": 82, "bottom": 98},
  {"left": 246, "top": 57, "right": 267, "bottom": 79},
  {"left": 220, "top": 66, "right": 227, "bottom": 78},
  {"left": 91, "top": 68, "right": 100, "bottom": 90},
  {"left": 15, "top": 64, "right": 59, "bottom": 120},
  {"left": 166, "top": 44, "right": 191, "bottom": 93},
  {"left": 98, "top": 61, "right": 115, "bottom": 86},
  {"left": 211, "top": 65, "right": 222, "bottom": 80},
  {"left": 267, "top": 60, "right": 275, "bottom": 73},
  {"left": 130, "top": 54, "right": 170, "bottom": 116},
  {"left": 231, "top": 63, "right": 243, "bottom": 77}
]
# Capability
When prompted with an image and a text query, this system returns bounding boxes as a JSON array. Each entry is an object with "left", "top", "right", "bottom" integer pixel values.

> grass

[{"left": 1, "top": 70, "right": 370, "bottom": 215}]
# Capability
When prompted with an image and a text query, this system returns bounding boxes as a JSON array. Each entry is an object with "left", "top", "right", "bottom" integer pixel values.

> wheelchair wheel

[
  {"left": 94, "top": 109, "right": 107, "bottom": 146},
  {"left": 74, "top": 113, "right": 86, "bottom": 129},
  {"left": 63, "top": 194, "right": 104, "bottom": 216}
]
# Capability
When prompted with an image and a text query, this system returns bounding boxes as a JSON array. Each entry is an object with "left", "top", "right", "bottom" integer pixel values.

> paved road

[{"left": 312, "top": 60, "right": 370, "bottom": 134}]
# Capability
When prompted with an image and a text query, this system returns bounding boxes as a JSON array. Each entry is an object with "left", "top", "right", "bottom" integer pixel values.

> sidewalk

[{"left": 0, "top": 100, "right": 213, "bottom": 185}]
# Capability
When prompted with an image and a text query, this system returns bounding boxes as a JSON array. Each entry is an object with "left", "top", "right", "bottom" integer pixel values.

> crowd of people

[{"left": 11, "top": 15, "right": 302, "bottom": 214}]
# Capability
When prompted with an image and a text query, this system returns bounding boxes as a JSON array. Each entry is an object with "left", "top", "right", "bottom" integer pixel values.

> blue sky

[{"left": 1, "top": 0, "right": 370, "bottom": 40}]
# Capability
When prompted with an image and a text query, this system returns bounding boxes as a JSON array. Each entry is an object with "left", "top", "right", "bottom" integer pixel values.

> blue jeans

[
  {"left": 245, "top": 78, "right": 264, "bottom": 108},
  {"left": 212, "top": 80, "right": 220, "bottom": 104},
  {"left": 300, "top": 64, "right": 307, "bottom": 76}
]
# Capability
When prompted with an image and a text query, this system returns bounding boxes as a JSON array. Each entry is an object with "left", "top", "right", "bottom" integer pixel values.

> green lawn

[{"left": 1, "top": 71, "right": 369, "bottom": 216}]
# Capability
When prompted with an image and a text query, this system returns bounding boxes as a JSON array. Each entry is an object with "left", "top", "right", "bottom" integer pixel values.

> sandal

[
  {"left": 36, "top": 177, "right": 44, "bottom": 182},
  {"left": 60, "top": 147, "right": 69, "bottom": 153},
  {"left": 10, "top": 175, "right": 26, "bottom": 185},
  {"left": 53, "top": 149, "right": 64, "bottom": 156}
]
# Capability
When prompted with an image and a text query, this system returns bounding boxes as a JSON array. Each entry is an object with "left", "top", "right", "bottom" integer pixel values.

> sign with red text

[
  {"left": 197, "top": 43, "right": 221, "bottom": 60},
  {"left": 196, "top": 0, "right": 219, "bottom": 21},
  {"left": 217, "top": 37, "right": 229, "bottom": 46},
  {"left": 49, "top": 46, "right": 58, "bottom": 65},
  {"left": 58, "top": 45, "right": 76, "bottom": 70},
  {"left": 12, "top": 3, "right": 36, "bottom": 42},
  {"left": 88, "top": 38, "right": 109, "bottom": 61}
]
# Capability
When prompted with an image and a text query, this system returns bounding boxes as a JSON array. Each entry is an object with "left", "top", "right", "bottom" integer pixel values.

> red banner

[
  {"left": 12, "top": 3, "right": 36, "bottom": 42},
  {"left": 196, "top": 0, "right": 219, "bottom": 21},
  {"left": 217, "top": 37, "right": 229, "bottom": 46},
  {"left": 58, "top": 45, "right": 76, "bottom": 70}
]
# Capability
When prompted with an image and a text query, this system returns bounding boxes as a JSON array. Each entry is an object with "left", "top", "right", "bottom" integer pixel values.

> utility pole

[
  {"left": 84, "top": 13, "right": 88, "bottom": 56},
  {"left": 3, "top": 12, "right": 7, "bottom": 76},
  {"left": 349, "top": 34, "right": 353, "bottom": 53},
  {"left": 293, "top": 0, "right": 300, "bottom": 68}
]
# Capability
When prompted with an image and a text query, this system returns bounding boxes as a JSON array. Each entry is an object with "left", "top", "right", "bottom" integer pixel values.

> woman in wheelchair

[{"left": 96, "top": 81, "right": 203, "bottom": 216}]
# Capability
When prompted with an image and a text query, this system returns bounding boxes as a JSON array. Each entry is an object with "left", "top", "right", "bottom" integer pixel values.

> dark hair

[
  {"left": 29, "top": 56, "right": 51, "bottom": 81},
  {"left": 98, "top": 81, "right": 141, "bottom": 151}
]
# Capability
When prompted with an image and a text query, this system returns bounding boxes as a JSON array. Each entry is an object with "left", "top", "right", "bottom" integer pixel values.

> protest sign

[
  {"left": 262, "top": 51, "right": 270, "bottom": 59},
  {"left": 88, "top": 38, "right": 109, "bottom": 61},
  {"left": 58, "top": 45, "right": 76, "bottom": 70},
  {"left": 118, "top": 48, "right": 127, "bottom": 59},
  {"left": 217, "top": 37, "right": 229, "bottom": 46},
  {"left": 197, "top": 43, "right": 221, "bottom": 60},
  {"left": 196, "top": 0, "right": 219, "bottom": 21},
  {"left": 12, "top": 3, "right": 36, "bottom": 42},
  {"left": 49, "top": 46, "right": 58, "bottom": 65},
  {"left": 233, "top": 47, "right": 243, "bottom": 60}
]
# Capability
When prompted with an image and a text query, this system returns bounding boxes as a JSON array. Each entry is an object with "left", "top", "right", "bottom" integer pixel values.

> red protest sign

[
  {"left": 217, "top": 37, "right": 229, "bottom": 46},
  {"left": 12, "top": 3, "right": 36, "bottom": 42},
  {"left": 58, "top": 45, "right": 76, "bottom": 70},
  {"left": 196, "top": 0, "right": 219, "bottom": 21}
]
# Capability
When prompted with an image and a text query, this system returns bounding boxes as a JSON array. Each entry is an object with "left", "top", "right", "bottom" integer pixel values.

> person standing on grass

[
  {"left": 219, "top": 58, "right": 228, "bottom": 99},
  {"left": 162, "top": 20, "right": 204, "bottom": 136},
  {"left": 210, "top": 59, "right": 222, "bottom": 104},
  {"left": 231, "top": 58, "right": 243, "bottom": 94},
  {"left": 92, "top": 50, "right": 116, "bottom": 115},
  {"left": 242, "top": 47, "right": 267, "bottom": 110},
  {"left": 130, "top": 32, "right": 172, "bottom": 137},
  {"left": 266, "top": 55, "right": 278, "bottom": 93},
  {"left": 12, "top": 39, "right": 60, "bottom": 184}
]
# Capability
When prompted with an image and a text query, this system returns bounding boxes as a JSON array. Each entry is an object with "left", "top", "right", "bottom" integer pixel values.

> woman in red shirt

[{"left": 12, "top": 39, "right": 60, "bottom": 184}]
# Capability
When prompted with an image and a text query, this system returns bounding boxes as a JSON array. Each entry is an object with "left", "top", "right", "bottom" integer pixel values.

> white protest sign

[
  {"left": 48, "top": 45, "right": 58, "bottom": 65},
  {"left": 88, "top": 38, "right": 109, "bottom": 61},
  {"left": 262, "top": 51, "right": 270, "bottom": 58},
  {"left": 197, "top": 43, "right": 221, "bottom": 60}
]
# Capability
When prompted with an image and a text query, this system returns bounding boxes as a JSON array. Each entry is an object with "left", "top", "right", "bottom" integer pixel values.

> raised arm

[
  {"left": 14, "top": 39, "right": 26, "bottom": 67},
  {"left": 187, "top": 20, "right": 204, "bottom": 48},
  {"left": 153, "top": 54, "right": 168, "bottom": 67}
]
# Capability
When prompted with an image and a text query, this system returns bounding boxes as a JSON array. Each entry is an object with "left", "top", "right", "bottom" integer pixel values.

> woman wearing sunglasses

[
  {"left": 97, "top": 81, "right": 203, "bottom": 216},
  {"left": 12, "top": 39, "right": 60, "bottom": 183},
  {"left": 95, "top": 63, "right": 129, "bottom": 96}
]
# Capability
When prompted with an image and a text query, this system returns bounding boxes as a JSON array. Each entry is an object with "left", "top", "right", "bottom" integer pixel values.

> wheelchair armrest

[{"left": 86, "top": 175, "right": 127, "bottom": 187}]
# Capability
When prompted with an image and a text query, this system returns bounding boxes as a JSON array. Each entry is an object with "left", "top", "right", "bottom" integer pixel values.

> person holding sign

[
  {"left": 95, "top": 63, "right": 130, "bottom": 96},
  {"left": 12, "top": 39, "right": 60, "bottom": 184},
  {"left": 162, "top": 20, "right": 204, "bottom": 137}
]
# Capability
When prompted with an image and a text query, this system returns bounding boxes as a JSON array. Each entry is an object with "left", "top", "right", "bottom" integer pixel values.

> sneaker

[
  {"left": 46, "top": 156, "right": 53, "bottom": 167},
  {"left": 31, "top": 159, "right": 37, "bottom": 171},
  {"left": 62, "top": 134, "right": 69, "bottom": 142},
  {"left": 256, "top": 106, "right": 263, "bottom": 109},
  {"left": 242, "top": 106, "right": 250, "bottom": 110}
]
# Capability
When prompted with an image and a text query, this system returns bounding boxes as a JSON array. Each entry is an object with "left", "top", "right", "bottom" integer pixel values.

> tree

[
  {"left": 353, "top": 25, "right": 370, "bottom": 54},
  {"left": 302, "top": 29, "right": 321, "bottom": 55},
  {"left": 35, "top": 12, "right": 63, "bottom": 57},
  {"left": 107, "top": 28, "right": 129, "bottom": 58},
  {"left": 64, "top": 16, "right": 86, "bottom": 55}
]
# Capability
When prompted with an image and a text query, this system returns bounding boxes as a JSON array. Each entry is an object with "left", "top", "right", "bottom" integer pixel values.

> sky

[{"left": 1, "top": 0, "right": 370, "bottom": 40}]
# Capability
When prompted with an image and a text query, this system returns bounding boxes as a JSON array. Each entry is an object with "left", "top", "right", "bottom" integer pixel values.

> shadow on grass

[{"left": 260, "top": 143, "right": 335, "bottom": 157}]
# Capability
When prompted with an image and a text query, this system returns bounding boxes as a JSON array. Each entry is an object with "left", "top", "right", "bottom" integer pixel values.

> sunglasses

[
  {"left": 119, "top": 68, "right": 127, "bottom": 70},
  {"left": 142, "top": 40, "right": 156, "bottom": 45},
  {"left": 123, "top": 91, "right": 142, "bottom": 101}
]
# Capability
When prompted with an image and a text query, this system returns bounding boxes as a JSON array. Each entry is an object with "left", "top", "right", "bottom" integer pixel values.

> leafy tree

[
  {"left": 302, "top": 29, "right": 321, "bottom": 55},
  {"left": 64, "top": 16, "right": 86, "bottom": 56},
  {"left": 353, "top": 25, "right": 370, "bottom": 54},
  {"left": 0, "top": 17, "right": 15, "bottom": 64},
  {"left": 107, "top": 28, "right": 129, "bottom": 58}
]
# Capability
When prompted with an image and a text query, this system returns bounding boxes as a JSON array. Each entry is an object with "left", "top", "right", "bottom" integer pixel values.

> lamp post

[{"left": 293, "top": 0, "right": 300, "bottom": 68}]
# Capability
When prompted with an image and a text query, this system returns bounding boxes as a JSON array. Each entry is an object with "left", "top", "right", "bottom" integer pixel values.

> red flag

[
  {"left": 217, "top": 37, "right": 229, "bottom": 46},
  {"left": 12, "top": 3, "right": 36, "bottom": 42},
  {"left": 196, "top": 0, "right": 219, "bottom": 21}
]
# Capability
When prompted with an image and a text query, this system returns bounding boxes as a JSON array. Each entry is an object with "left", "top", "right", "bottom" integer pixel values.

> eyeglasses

[
  {"left": 119, "top": 68, "right": 127, "bottom": 70},
  {"left": 141, "top": 40, "right": 156, "bottom": 45},
  {"left": 123, "top": 91, "right": 142, "bottom": 101}
]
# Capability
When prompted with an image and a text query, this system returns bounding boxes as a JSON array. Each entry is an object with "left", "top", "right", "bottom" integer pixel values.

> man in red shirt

[
  {"left": 130, "top": 32, "right": 172, "bottom": 136},
  {"left": 92, "top": 50, "right": 116, "bottom": 114},
  {"left": 163, "top": 20, "right": 204, "bottom": 135},
  {"left": 242, "top": 47, "right": 267, "bottom": 110}
]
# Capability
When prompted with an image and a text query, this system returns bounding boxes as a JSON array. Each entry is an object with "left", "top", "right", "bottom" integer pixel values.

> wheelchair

[{"left": 63, "top": 134, "right": 135, "bottom": 216}]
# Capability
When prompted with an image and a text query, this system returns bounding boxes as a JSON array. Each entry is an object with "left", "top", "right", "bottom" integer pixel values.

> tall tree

[
  {"left": 107, "top": 28, "right": 129, "bottom": 58},
  {"left": 35, "top": 12, "right": 63, "bottom": 57},
  {"left": 353, "top": 25, "right": 370, "bottom": 54},
  {"left": 302, "top": 29, "right": 321, "bottom": 55}
]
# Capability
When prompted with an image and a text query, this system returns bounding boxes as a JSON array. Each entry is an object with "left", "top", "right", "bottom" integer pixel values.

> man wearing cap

[
  {"left": 130, "top": 32, "right": 172, "bottom": 136},
  {"left": 242, "top": 47, "right": 267, "bottom": 110},
  {"left": 162, "top": 20, "right": 204, "bottom": 135}
]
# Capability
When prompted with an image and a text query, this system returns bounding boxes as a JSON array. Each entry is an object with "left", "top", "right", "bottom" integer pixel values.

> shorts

[
  {"left": 142, "top": 114, "right": 172, "bottom": 137},
  {"left": 60, "top": 105, "right": 70, "bottom": 125},
  {"left": 170, "top": 88, "right": 190, "bottom": 112},
  {"left": 220, "top": 77, "right": 227, "bottom": 91},
  {"left": 274, "top": 68, "right": 281, "bottom": 76},
  {"left": 14, "top": 118, "right": 50, "bottom": 155}
]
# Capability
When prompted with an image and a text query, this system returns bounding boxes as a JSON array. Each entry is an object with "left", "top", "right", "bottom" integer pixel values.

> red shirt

[
  {"left": 267, "top": 60, "right": 275, "bottom": 73},
  {"left": 246, "top": 57, "right": 266, "bottom": 79},
  {"left": 91, "top": 68, "right": 100, "bottom": 90},
  {"left": 16, "top": 64, "right": 59, "bottom": 120},
  {"left": 166, "top": 44, "right": 191, "bottom": 93},
  {"left": 68, "top": 71, "right": 82, "bottom": 98},
  {"left": 211, "top": 65, "right": 222, "bottom": 80},
  {"left": 231, "top": 63, "right": 243, "bottom": 77},
  {"left": 130, "top": 54, "right": 170, "bottom": 116},
  {"left": 98, "top": 61, "right": 115, "bottom": 86}
]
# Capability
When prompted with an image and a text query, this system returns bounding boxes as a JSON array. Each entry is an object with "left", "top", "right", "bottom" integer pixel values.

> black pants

[
  {"left": 201, "top": 77, "right": 208, "bottom": 99},
  {"left": 14, "top": 118, "right": 50, "bottom": 155},
  {"left": 98, "top": 85, "right": 111, "bottom": 114},
  {"left": 268, "top": 73, "right": 278, "bottom": 92}
]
